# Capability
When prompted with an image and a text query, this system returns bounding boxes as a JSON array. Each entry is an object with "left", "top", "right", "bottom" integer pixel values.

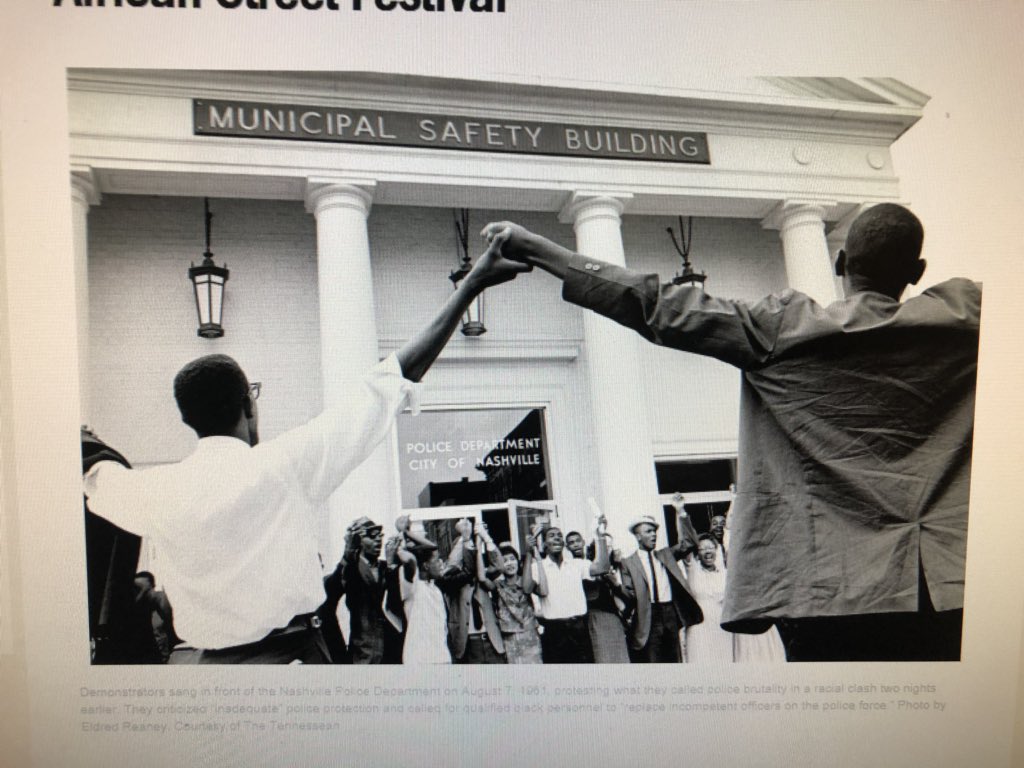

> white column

[
  {"left": 71, "top": 168, "right": 100, "bottom": 423},
  {"left": 764, "top": 200, "right": 838, "bottom": 305},
  {"left": 305, "top": 179, "right": 397, "bottom": 564},
  {"left": 560, "top": 192, "right": 663, "bottom": 550}
]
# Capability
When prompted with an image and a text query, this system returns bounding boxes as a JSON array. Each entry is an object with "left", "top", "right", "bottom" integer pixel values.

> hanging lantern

[
  {"left": 188, "top": 198, "right": 230, "bottom": 338},
  {"left": 449, "top": 208, "right": 486, "bottom": 336},
  {"left": 667, "top": 215, "right": 707, "bottom": 289}
]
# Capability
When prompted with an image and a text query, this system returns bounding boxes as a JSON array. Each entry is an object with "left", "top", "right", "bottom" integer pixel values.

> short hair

[
  {"left": 498, "top": 543, "right": 520, "bottom": 561},
  {"left": 135, "top": 571, "right": 155, "bottom": 587},
  {"left": 412, "top": 545, "right": 439, "bottom": 571},
  {"left": 173, "top": 354, "right": 249, "bottom": 437},
  {"left": 498, "top": 543, "right": 521, "bottom": 575},
  {"left": 565, "top": 530, "right": 584, "bottom": 542},
  {"left": 844, "top": 204, "right": 924, "bottom": 283}
]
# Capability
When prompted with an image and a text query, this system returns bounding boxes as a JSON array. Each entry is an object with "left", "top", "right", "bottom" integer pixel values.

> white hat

[{"left": 628, "top": 514, "right": 660, "bottom": 533}]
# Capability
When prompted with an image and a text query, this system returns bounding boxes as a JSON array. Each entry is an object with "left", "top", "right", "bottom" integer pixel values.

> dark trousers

[
  {"left": 629, "top": 603, "right": 681, "bottom": 663},
  {"left": 776, "top": 573, "right": 963, "bottom": 662},
  {"left": 169, "top": 618, "right": 332, "bottom": 664},
  {"left": 540, "top": 615, "right": 594, "bottom": 664},
  {"left": 455, "top": 634, "right": 506, "bottom": 664}
]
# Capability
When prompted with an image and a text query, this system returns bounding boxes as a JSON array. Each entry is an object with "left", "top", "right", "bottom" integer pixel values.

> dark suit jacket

[
  {"left": 443, "top": 539, "right": 504, "bottom": 658},
  {"left": 620, "top": 547, "right": 703, "bottom": 651},
  {"left": 341, "top": 555, "right": 403, "bottom": 664},
  {"left": 563, "top": 254, "right": 980, "bottom": 631},
  {"left": 82, "top": 428, "right": 141, "bottom": 664}
]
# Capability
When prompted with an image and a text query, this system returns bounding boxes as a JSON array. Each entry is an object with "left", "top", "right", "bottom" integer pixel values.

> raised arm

[
  {"left": 474, "top": 534, "right": 497, "bottom": 591},
  {"left": 589, "top": 531, "right": 611, "bottom": 577},
  {"left": 672, "top": 495, "right": 700, "bottom": 560},
  {"left": 396, "top": 233, "right": 531, "bottom": 382},
  {"left": 386, "top": 535, "right": 416, "bottom": 583},
  {"left": 587, "top": 504, "right": 611, "bottom": 577},
  {"left": 395, "top": 515, "right": 434, "bottom": 577},
  {"left": 481, "top": 221, "right": 787, "bottom": 370},
  {"left": 521, "top": 532, "right": 547, "bottom": 597},
  {"left": 481, "top": 222, "right": 574, "bottom": 279}
]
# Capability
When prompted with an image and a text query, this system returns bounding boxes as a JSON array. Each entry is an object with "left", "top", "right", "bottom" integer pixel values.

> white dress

[
  {"left": 400, "top": 572, "right": 451, "bottom": 664},
  {"left": 685, "top": 564, "right": 734, "bottom": 663}
]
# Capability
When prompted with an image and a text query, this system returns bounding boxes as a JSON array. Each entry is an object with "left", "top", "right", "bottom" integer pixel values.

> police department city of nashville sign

[{"left": 194, "top": 99, "right": 710, "bottom": 164}]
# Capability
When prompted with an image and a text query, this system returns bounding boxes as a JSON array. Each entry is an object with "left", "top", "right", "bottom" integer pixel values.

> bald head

[{"left": 836, "top": 204, "right": 926, "bottom": 298}]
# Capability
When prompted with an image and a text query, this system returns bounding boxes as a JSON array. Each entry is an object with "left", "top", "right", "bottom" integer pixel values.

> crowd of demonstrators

[{"left": 483, "top": 203, "right": 979, "bottom": 662}]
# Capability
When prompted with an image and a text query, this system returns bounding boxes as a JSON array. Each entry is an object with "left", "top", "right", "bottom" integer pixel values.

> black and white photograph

[
  {"left": 73, "top": 70, "right": 977, "bottom": 666},
  {"left": 4, "top": 3, "right": 1024, "bottom": 767}
]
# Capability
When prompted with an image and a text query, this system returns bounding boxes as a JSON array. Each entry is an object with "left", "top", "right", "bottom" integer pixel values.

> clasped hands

[{"left": 461, "top": 221, "right": 549, "bottom": 291}]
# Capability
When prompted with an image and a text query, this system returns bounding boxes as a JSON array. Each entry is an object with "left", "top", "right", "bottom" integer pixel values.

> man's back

[
  {"left": 481, "top": 204, "right": 975, "bottom": 660},
  {"left": 724, "top": 278, "right": 981, "bottom": 628},
  {"left": 556, "top": 253, "right": 980, "bottom": 630},
  {"left": 83, "top": 355, "right": 416, "bottom": 650}
]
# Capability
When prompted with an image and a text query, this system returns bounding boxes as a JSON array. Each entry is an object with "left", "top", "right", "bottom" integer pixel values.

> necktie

[{"left": 648, "top": 551, "right": 660, "bottom": 603}]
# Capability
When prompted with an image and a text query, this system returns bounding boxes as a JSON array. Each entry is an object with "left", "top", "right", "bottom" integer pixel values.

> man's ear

[
  {"left": 242, "top": 396, "right": 253, "bottom": 419},
  {"left": 907, "top": 258, "right": 926, "bottom": 286},
  {"left": 834, "top": 249, "right": 847, "bottom": 277}
]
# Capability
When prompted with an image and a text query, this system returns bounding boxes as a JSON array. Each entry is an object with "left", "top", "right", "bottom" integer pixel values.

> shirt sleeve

[
  {"left": 82, "top": 460, "right": 152, "bottom": 535},
  {"left": 268, "top": 353, "right": 421, "bottom": 502},
  {"left": 562, "top": 253, "right": 789, "bottom": 370},
  {"left": 400, "top": 567, "right": 417, "bottom": 603},
  {"left": 579, "top": 558, "right": 596, "bottom": 581}
]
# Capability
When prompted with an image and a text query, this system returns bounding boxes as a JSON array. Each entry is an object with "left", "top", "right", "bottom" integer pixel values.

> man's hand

[
  {"left": 384, "top": 536, "right": 401, "bottom": 564},
  {"left": 454, "top": 518, "right": 473, "bottom": 540},
  {"left": 480, "top": 222, "right": 541, "bottom": 264},
  {"left": 463, "top": 230, "right": 532, "bottom": 292},
  {"left": 344, "top": 524, "right": 360, "bottom": 553},
  {"left": 478, "top": 522, "right": 494, "bottom": 545},
  {"left": 480, "top": 221, "right": 574, "bottom": 280}
]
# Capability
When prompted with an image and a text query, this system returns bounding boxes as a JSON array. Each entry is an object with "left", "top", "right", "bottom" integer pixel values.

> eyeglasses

[{"left": 247, "top": 382, "right": 262, "bottom": 401}]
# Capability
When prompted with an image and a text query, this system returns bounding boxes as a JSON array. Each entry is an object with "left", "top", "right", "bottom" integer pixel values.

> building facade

[{"left": 68, "top": 71, "right": 928, "bottom": 563}]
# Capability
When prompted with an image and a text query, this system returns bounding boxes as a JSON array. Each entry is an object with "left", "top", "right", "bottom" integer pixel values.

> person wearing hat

[
  {"left": 618, "top": 512, "right": 703, "bottom": 663},
  {"left": 82, "top": 234, "right": 530, "bottom": 664},
  {"left": 335, "top": 516, "right": 408, "bottom": 664}
]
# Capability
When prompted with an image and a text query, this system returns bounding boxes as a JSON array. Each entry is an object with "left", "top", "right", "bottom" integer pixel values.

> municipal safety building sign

[{"left": 194, "top": 98, "right": 710, "bottom": 164}]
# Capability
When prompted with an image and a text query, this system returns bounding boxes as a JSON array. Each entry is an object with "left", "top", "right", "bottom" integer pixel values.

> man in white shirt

[
  {"left": 525, "top": 522, "right": 609, "bottom": 663},
  {"left": 82, "top": 236, "right": 529, "bottom": 664}
]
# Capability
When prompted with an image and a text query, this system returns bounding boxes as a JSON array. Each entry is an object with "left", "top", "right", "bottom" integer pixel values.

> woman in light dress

[
  {"left": 392, "top": 517, "right": 454, "bottom": 664},
  {"left": 685, "top": 537, "right": 735, "bottom": 663}
]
